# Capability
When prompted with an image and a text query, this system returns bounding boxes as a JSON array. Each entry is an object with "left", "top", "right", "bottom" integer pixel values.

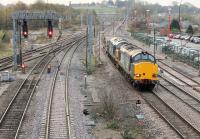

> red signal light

[
  {"left": 23, "top": 31, "right": 27, "bottom": 35},
  {"left": 48, "top": 30, "right": 53, "bottom": 38},
  {"left": 49, "top": 31, "right": 52, "bottom": 35},
  {"left": 22, "top": 31, "right": 28, "bottom": 38},
  {"left": 22, "top": 20, "right": 28, "bottom": 38},
  {"left": 47, "top": 20, "right": 53, "bottom": 38}
]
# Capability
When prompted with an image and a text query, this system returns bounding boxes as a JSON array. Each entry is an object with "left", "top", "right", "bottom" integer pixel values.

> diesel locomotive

[{"left": 106, "top": 37, "right": 159, "bottom": 90}]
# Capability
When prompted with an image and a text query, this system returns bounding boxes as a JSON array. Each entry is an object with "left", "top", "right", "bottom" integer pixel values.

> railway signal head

[
  {"left": 47, "top": 20, "right": 53, "bottom": 38},
  {"left": 22, "top": 20, "right": 28, "bottom": 38}
]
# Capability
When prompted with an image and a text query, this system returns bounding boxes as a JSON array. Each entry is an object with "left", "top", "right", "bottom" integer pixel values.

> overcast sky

[{"left": 1, "top": 0, "right": 200, "bottom": 8}]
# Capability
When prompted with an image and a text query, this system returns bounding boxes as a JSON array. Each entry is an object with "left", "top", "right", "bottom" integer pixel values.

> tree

[
  {"left": 172, "top": 1, "right": 178, "bottom": 6},
  {"left": 14, "top": 1, "right": 28, "bottom": 11},
  {"left": 108, "top": 0, "right": 114, "bottom": 6},
  {"left": 186, "top": 25, "right": 194, "bottom": 35},
  {"left": 170, "top": 19, "right": 180, "bottom": 32},
  {"left": 115, "top": 0, "right": 126, "bottom": 8}
]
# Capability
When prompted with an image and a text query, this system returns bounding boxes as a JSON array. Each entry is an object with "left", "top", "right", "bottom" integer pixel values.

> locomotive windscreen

[{"left": 132, "top": 53, "right": 155, "bottom": 63}]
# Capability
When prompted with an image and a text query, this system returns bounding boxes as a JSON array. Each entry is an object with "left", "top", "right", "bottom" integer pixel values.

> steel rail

[
  {"left": 0, "top": 34, "right": 85, "bottom": 139},
  {"left": 65, "top": 39, "right": 86, "bottom": 139},
  {"left": 45, "top": 41, "right": 76, "bottom": 139},
  {"left": 0, "top": 33, "right": 85, "bottom": 71},
  {"left": 148, "top": 90, "right": 200, "bottom": 137},
  {"left": 160, "top": 76, "right": 200, "bottom": 110},
  {"left": 158, "top": 81, "right": 200, "bottom": 115},
  {"left": 158, "top": 61, "right": 200, "bottom": 87},
  {"left": 142, "top": 92, "right": 186, "bottom": 138},
  {"left": 44, "top": 38, "right": 85, "bottom": 139},
  {"left": 102, "top": 45, "right": 197, "bottom": 138},
  {"left": 142, "top": 91, "right": 200, "bottom": 138}
]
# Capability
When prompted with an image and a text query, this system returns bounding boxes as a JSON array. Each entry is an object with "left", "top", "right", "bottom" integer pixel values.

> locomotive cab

[{"left": 131, "top": 52, "right": 159, "bottom": 90}]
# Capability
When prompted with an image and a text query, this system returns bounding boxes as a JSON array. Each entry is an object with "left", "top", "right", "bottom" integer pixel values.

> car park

[{"left": 174, "top": 34, "right": 181, "bottom": 39}]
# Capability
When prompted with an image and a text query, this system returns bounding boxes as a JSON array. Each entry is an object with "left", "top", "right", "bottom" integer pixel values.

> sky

[{"left": 1, "top": 0, "right": 200, "bottom": 8}]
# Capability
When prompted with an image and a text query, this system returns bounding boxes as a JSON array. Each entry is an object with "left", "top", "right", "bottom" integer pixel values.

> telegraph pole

[
  {"left": 112, "top": 18, "right": 115, "bottom": 36},
  {"left": 168, "top": 8, "right": 171, "bottom": 39},
  {"left": 146, "top": 10, "right": 150, "bottom": 45},
  {"left": 99, "top": 31, "right": 101, "bottom": 62},
  {"left": 153, "top": 28, "right": 156, "bottom": 59},
  {"left": 86, "top": 27, "right": 88, "bottom": 71},
  {"left": 19, "top": 21, "right": 22, "bottom": 66},
  {"left": 87, "top": 13, "right": 94, "bottom": 72},
  {"left": 80, "top": 14, "right": 83, "bottom": 28},
  {"left": 179, "top": 0, "right": 182, "bottom": 30}
]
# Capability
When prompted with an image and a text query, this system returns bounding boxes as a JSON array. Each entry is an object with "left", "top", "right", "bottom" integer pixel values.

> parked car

[
  {"left": 171, "top": 44, "right": 182, "bottom": 54},
  {"left": 184, "top": 36, "right": 191, "bottom": 41},
  {"left": 180, "top": 35, "right": 187, "bottom": 40},
  {"left": 189, "top": 49, "right": 199, "bottom": 59},
  {"left": 190, "top": 36, "right": 195, "bottom": 42},
  {"left": 174, "top": 34, "right": 181, "bottom": 39},
  {"left": 168, "top": 34, "right": 174, "bottom": 38},
  {"left": 194, "top": 56, "right": 200, "bottom": 64},
  {"left": 180, "top": 47, "right": 191, "bottom": 57},
  {"left": 193, "top": 37, "right": 200, "bottom": 44}
]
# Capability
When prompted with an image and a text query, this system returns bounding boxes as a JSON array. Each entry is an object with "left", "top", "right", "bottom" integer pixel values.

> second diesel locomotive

[{"left": 106, "top": 37, "right": 159, "bottom": 90}]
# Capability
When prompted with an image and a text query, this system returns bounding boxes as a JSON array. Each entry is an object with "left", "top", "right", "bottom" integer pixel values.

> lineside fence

[{"left": 132, "top": 32, "right": 200, "bottom": 69}]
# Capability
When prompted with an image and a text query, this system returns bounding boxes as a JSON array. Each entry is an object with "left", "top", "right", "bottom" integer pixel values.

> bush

[
  {"left": 107, "top": 120, "right": 120, "bottom": 129},
  {"left": 121, "top": 129, "right": 134, "bottom": 139},
  {"left": 1, "top": 32, "right": 10, "bottom": 43},
  {"left": 101, "top": 92, "right": 118, "bottom": 120}
]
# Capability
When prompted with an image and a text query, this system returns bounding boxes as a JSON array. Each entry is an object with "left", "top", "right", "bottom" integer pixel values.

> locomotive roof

[
  {"left": 110, "top": 37, "right": 127, "bottom": 43},
  {"left": 120, "top": 44, "right": 143, "bottom": 56},
  {"left": 110, "top": 37, "right": 129, "bottom": 48}
]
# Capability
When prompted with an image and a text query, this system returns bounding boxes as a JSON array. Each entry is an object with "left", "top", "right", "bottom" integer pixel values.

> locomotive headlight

[
  {"left": 152, "top": 74, "right": 158, "bottom": 78},
  {"left": 135, "top": 74, "right": 141, "bottom": 77}
]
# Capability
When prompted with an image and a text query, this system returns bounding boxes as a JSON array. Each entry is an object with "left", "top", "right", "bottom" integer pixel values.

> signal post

[{"left": 12, "top": 11, "right": 58, "bottom": 70}]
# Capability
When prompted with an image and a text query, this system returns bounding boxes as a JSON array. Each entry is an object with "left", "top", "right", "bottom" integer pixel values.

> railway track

[
  {"left": 0, "top": 33, "right": 85, "bottom": 139},
  {"left": 118, "top": 35, "right": 200, "bottom": 138},
  {"left": 159, "top": 76, "right": 200, "bottom": 111},
  {"left": 102, "top": 45, "right": 200, "bottom": 138},
  {"left": 142, "top": 62, "right": 200, "bottom": 138},
  {"left": 125, "top": 33, "right": 199, "bottom": 87},
  {"left": 0, "top": 52, "right": 53, "bottom": 139},
  {"left": 0, "top": 33, "right": 84, "bottom": 71},
  {"left": 142, "top": 91, "right": 200, "bottom": 139},
  {"left": 157, "top": 60, "right": 200, "bottom": 87},
  {"left": 39, "top": 36, "right": 85, "bottom": 139}
]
